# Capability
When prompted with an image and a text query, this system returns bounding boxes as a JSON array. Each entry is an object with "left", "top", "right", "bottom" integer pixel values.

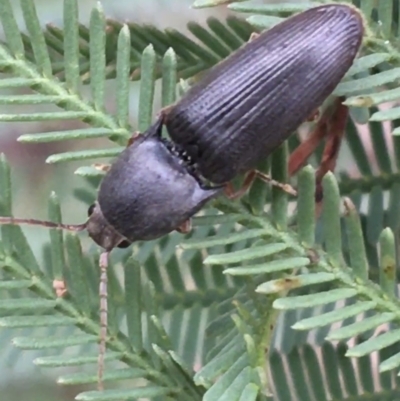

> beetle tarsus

[
  {"left": 224, "top": 170, "right": 297, "bottom": 200},
  {"left": 248, "top": 32, "right": 260, "bottom": 42},
  {"left": 255, "top": 171, "right": 298, "bottom": 197},
  {"left": 306, "top": 109, "right": 320, "bottom": 122},
  {"left": 53, "top": 279, "right": 67, "bottom": 297},
  {"left": 176, "top": 219, "right": 192, "bottom": 234},
  {"left": 158, "top": 104, "right": 175, "bottom": 124},
  {"left": 224, "top": 171, "right": 257, "bottom": 199},
  {"left": 94, "top": 163, "right": 111, "bottom": 173},
  {"left": 127, "top": 132, "right": 141, "bottom": 147}
]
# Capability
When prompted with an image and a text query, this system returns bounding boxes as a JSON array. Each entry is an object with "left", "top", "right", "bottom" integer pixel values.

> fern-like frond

[
  {"left": 0, "top": 0, "right": 132, "bottom": 154},
  {"left": 17, "top": 4, "right": 254, "bottom": 84},
  {"left": 2, "top": 1, "right": 400, "bottom": 400},
  {"left": 269, "top": 341, "right": 400, "bottom": 401},
  {"left": 180, "top": 166, "right": 400, "bottom": 383}
]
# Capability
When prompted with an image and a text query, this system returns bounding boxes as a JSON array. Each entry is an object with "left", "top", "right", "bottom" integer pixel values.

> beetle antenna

[
  {"left": 98, "top": 251, "right": 109, "bottom": 391},
  {"left": 0, "top": 217, "right": 87, "bottom": 231}
]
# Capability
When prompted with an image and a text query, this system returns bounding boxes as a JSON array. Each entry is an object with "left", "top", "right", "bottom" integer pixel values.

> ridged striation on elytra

[{"left": 166, "top": 4, "right": 364, "bottom": 184}]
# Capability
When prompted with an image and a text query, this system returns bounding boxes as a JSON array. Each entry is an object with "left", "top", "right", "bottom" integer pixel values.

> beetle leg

[
  {"left": 224, "top": 170, "right": 297, "bottom": 200},
  {"left": 53, "top": 279, "right": 67, "bottom": 297},
  {"left": 254, "top": 171, "right": 298, "bottom": 196},
  {"left": 306, "top": 108, "right": 320, "bottom": 122},
  {"left": 146, "top": 114, "right": 165, "bottom": 138},
  {"left": 94, "top": 163, "right": 111, "bottom": 172},
  {"left": 224, "top": 170, "right": 257, "bottom": 199},
  {"left": 176, "top": 218, "right": 192, "bottom": 234},
  {"left": 158, "top": 104, "right": 175, "bottom": 124},
  {"left": 128, "top": 114, "right": 164, "bottom": 145},
  {"left": 288, "top": 98, "right": 343, "bottom": 176},
  {"left": 315, "top": 101, "right": 348, "bottom": 197},
  {"left": 289, "top": 111, "right": 329, "bottom": 176},
  {"left": 288, "top": 98, "right": 348, "bottom": 209},
  {"left": 249, "top": 32, "right": 260, "bottom": 42},
  {"left": 127, "top": 131, "right": 141, "bottom": 147}
]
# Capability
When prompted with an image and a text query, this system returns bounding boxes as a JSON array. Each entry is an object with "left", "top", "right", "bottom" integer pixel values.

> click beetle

[
  {"left": 90, "top": 3, "right": 364, "bottom": 250},
  {"left": 0, "top": 3, "right": 365, "bottom": 390}
]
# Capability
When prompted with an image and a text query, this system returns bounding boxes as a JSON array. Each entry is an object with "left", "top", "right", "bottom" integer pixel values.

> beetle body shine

[
  {"left": 86, "top": 4, "right": 364, "bottom": 249},
  {"left": 165, "top": 4, "right": 364, "bottom": 184}
]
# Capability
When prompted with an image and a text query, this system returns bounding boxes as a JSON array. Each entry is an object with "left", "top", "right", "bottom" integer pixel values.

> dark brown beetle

[
  {"left": 0, "top": 3, "right": 365, "bottom": 390},
  {"left": 87, "top": 3, "right": 364, "bottom": 251}
]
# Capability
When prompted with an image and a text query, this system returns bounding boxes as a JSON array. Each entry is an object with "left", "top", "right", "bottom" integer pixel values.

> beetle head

[{"left": 86, "top": 202, "right": 131, "bottom": 251}]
